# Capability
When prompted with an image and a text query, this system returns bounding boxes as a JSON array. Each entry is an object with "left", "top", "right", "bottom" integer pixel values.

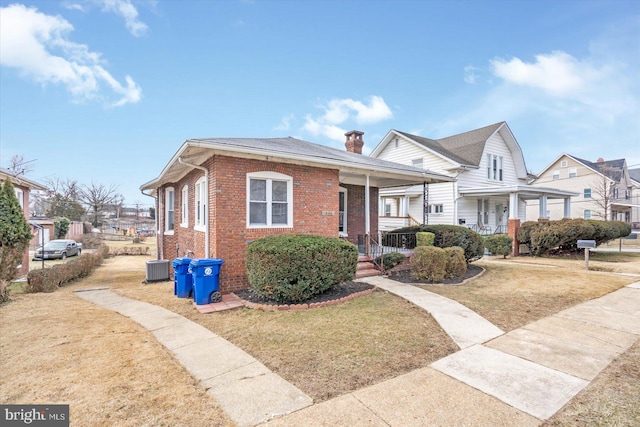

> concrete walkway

[
  {"left": 74, "top": 288, "right": 312, "bottom": 427},
  {"left": 359, "top": 276, "right": 504, "bottom": 349},
  {"left": 268, "top": 280, "right": 640, "bottom": 425}
]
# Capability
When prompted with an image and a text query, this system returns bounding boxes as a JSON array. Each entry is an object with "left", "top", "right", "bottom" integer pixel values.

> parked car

[{"left": 33, "top": 239, "right": 83, "bottom": 260}]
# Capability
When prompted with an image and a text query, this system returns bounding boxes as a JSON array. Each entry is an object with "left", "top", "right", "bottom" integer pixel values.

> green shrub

[
  {"left": 517, "top": 219, "right": 631, "bottom": 256},
  {"left": 410, "top": 246, "right": 447, "bottom": 283},
  {"left": 246, "top": 234, "right": 358, "bottom": 303},
  {"left": 484, "top": 234, "right": 514, "bottom": 258},
  {"left": 374, "top": 252, "right": 406, "bottom": 270},
  {"left": 26, "top": 244, "right": 109, "bottom": 293},
  {"left": 443, "top": 246, "right": 467, "bottom": 279},
  {"left": 416, "top": 232, "right": 435, "bottom": 247},
  {"left": 383, "top": 225, "right": 483, "bottom": 263}
]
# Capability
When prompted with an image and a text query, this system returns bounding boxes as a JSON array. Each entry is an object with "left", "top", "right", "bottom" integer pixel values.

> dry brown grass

[
  {"left": 544, "top": 339, "right": 640, "bottom": 426},
  {"left": 110, "top": 257, "right": 458, "bottom": 402},
  {"left": 0, "top": 259, "right": 234, "bottom": 426},
  {"left": 419, "top": 256, "right": 639, "bottom": 332}
]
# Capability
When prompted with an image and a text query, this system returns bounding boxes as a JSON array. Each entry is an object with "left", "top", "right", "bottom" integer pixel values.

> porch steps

[{"left": 355, "top": 256, "right": 382, "bottom": 279}]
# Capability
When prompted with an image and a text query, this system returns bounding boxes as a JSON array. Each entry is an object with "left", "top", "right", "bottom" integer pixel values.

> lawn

[{"left": 3, "top": 248, "right": 639, "bottom": 425}]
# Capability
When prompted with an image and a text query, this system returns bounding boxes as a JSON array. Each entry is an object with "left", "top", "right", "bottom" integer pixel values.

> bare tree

[
  {"left": 591, "top": 165, "right": 618, "bottom": 221},
  {"left": 40, "top": 178, "right": 85, "bottom": 221},
  {"left": 80, "top": 183, "right": 120, "bottom": 226},
  {"left": 8, "top": 155, "right": 35, "bottom": 176}
]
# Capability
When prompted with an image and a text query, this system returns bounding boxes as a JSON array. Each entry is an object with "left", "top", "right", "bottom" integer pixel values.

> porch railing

[{"left": 358, "top": 232, "right": 416, "bottom": 272}]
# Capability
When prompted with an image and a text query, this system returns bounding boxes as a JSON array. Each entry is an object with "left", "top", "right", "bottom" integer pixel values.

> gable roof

[
  {"left": 372, "top": 122, "right": 530, "bottom": 179},
  {"left": 630, "top": 168, "right": 640, "bottom": 184},
  {"left": 571, "top": 156, "right": 626, "bottom": 182},
  {"left": 0, "top": 167, "right": 46, "bottom": 191},
  {"left": 140, "top": 136, "right": 453, "bottom": 195}
]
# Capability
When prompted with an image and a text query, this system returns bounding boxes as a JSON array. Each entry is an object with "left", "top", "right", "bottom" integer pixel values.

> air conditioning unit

[{"left": 146, "top": 260, "right": 170, "bottom": 282}]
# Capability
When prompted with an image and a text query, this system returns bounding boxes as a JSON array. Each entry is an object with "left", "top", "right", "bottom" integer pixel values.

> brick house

[
  {"left": 0, "top": 167, "right": 47, "bottom": 276},
  {"left": 140, "top": 132, "right": 451, "bottom": 293}
]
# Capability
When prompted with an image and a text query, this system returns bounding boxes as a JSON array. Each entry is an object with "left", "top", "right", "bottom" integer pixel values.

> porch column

[
  {"left": 508, "top": 218, "right": 521, "bottom": 257},
  {"left": 509, "top": 192, "right": 519, "bottom": 219},
  {"left": 563, "top": 197, "right": 571, "bottom": 218},
  {"left": 539, "top": 195, "right": 548, "bottom": 219},
  {"left": 365, "top": 175, "right": 370, "bottom": 235}
]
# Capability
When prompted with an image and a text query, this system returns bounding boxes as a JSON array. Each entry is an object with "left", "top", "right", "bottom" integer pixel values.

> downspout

[
  {"left": 140, "top": 188, "right": 160, "bottom": 259},
  {"left": 178, "top": 157, "right": 210, "bottom": 258}
]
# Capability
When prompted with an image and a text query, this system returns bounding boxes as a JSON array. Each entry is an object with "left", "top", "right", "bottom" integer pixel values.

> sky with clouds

[{"left": 1, "top": 0, "right": 639, "bottom": 207}]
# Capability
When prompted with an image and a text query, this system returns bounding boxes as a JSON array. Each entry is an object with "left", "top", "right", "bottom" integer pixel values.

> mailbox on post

[{"left": 577, "top": 240, "right": 596, "bottom": 269}]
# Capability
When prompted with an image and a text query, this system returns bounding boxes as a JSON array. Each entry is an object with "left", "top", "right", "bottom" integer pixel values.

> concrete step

[{"left": 355, "top": 259, "right": 381, "bottom": 279}]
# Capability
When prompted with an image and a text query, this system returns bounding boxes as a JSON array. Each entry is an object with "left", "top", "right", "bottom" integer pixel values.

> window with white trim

[
  {"left": 180, "top": 185, "right": 188, "bottom": 227},
  {"left": 14, "top": 188, "right": 24, "bottom": 209},
  {"left": 428, "top": 204, "right": 444, "bottom": 214},
  {"left": 584, "top": 188, "right": 592, "bottom": 199},
  {"left": 561, "top": 160, "right": 568, "bottom": 168},
  {"left": 583, "top": 209, "right": 591, "bottom": 219},
  {"left": 552, "top": 170, "right": 560, "bottom": 180},
  {"left": 194, "top": 177, "right": 207, "bottom": 231},
  {"left": 165, "top": 187, "right": 175, "bottom": 233},
  {"left": 247, "top": 172, "right": 292, "bottom": 227},
  {"left": 486, "top": 154, "right": 503, "bottom": 181},
  {"left": 569, "top": 167, "right": 577, "bottom": 178}
]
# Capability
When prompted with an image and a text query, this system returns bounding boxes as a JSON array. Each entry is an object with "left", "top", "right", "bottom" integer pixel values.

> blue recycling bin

[
  {"left": 172, "top": 257, "right": 193, "bottom": 298},
  {"left": 190, "top": 258, "right": 224, "bottom": 305}
]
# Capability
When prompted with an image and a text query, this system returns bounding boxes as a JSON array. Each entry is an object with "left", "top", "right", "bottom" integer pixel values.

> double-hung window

[
  {"left": 180, "top": 185, "right": 188, "bottom": 227},
  {"left": 165, "top": 187, "right": 175, "bottom": 233},
  {"left": 14, "top": 188, "right": 24, "bottom": 209},
  {"left": 486, "top": 154, "right": 503, "bottom": 181},
  {"left": 194, "top": 177, "right": 207, "bottom": 231},
  {"left": 247, "top": 172, "right": 292, "bottom": 227},
  {"left": 584, "top": 188, "right": 592, "bottom": 199}
]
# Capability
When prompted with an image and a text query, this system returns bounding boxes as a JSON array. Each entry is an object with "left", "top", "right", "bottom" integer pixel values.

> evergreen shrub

[{"left": 246, "top": 234, "right": 358, "bottom": 303}]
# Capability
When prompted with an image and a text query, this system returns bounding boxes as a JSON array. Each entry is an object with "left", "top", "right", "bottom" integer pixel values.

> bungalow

[
  {"left": 369, "top": 122, "right": 577, "bottom": 254},
  {"left": 140, "top": 131, "right": 451, "bottom": 293},
  {"left": 0, "top": 167, "right": 47, "bottom": 276},
  {"left": 527, "top": 154, "right": 640, "bottom": 227}
]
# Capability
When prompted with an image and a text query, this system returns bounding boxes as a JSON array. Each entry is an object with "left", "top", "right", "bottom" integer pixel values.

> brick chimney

[
  {"left": 597, "top": 157, "right": 604, "bottom": 163},
  {"left": 345, "top": 130, "right": 364, "bottom": 154}
]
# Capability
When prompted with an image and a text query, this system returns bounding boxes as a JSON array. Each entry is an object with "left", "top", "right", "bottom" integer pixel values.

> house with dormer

[
  {"left": 370, "top": 122, "right": 576, "bottom": 250},
  {"left": 527, "top": 154, "right": 639, "bottom": 227}
]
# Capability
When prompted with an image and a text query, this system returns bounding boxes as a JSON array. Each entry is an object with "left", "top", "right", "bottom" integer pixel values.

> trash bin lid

[
  {"left": 189, "top": 258, "right": 224, "bottom": 267},
  {"left": 172, "top": 257, "right": 192, "bottom": 266}
]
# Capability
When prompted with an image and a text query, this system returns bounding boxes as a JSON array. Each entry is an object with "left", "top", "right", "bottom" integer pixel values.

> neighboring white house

[
  {"left": 370, "top": 122, "right": 576, "bottom": 237},
  {"left": 527, "top": 155, "right": 640, "bottom": 228}
]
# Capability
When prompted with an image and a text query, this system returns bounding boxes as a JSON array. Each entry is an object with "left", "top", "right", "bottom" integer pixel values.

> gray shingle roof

[
  {"left": 629, "top": 168, "right": 640, "bottom": 183},
  {"left": 189, "top": 136, "right": 446, "bottom": 176},
  {"left": 571, "top": 156, "right": 626, "bottom": 182},
  {"left": 395, "top": 122, "right": 504, "bottom": 166}
]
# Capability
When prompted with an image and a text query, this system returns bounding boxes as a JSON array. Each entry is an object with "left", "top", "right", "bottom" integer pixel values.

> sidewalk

[
  {"left": 267, "top": 278, "right": 640, "bottom": 426},
  {"left": 74, "top": 288, "right": 312, "bottom": 427}
]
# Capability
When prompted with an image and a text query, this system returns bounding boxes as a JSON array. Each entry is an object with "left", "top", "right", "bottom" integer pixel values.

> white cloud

[
  {"left": 0, "top": 4, "right": 141, "bottom": 107},
  {"left": 464, "top": 65, "right": 478, "bottom": 84},
  {"left": 273, "top": 113, "right": 294, "bottom": 131},
  {"left": 63, "top": 2, "right": 86, "bottom": 12},
  {"left": 301, "top": 95, "right": 393, "bottom": 142},
  {"left": 490, "top": 51, "right": 605, "bottom": 98},
  {"left": 97, "top": 0, "right": 148, "bottom": 37}
]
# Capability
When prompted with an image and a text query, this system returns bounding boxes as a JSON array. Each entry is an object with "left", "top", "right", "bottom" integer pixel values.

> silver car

[{"left": 33, "top": 239, "right": 82, "bottom": 260}]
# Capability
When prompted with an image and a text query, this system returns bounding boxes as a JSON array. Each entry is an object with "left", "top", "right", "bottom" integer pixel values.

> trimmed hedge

[
  {"left": 517, "top": 219, "right": 631, "bottom": 256},
  {"left": 410, "top": 246, "right": 447, "bottom": 282},
  {"left": 26, "top": 244, "right": 110, "bottom": 293},
  {"left": 416, "top": 232, "right": 435, "bottom": 247},
  {"left": 443, "top": 246, "right": 467, "bottom": 279},
  {"left": 374, "top": 252, "right": 406, "bottom": 270},
  {"left": 484, "top": 234, "right": 514, "bottom": 258},
  {"left": 246, "top": 234, "right": 358, "bottom": 303},
  {"left": 383, "top": 225, "right": 484, "bottom": 263}
]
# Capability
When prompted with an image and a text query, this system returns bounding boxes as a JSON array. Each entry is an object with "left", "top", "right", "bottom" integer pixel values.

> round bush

[
  {"left": 374, "top": 252, "right": 406, "bottom": 270},
  {"left": 245, "top": 234, "right": 358, "bottom": 303},
  {"left": 484, "top": 234, "right": 514, "bottom": 258},
  {"left": 410, "top": 246, "right": 447, "bottom": 283},
  {"left": 443, "top": 246, "right": 467, "bottom": 278}
]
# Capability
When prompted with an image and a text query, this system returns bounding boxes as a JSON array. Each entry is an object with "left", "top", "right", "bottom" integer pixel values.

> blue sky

[{"left": 1, "top": 0, "right": 639, "bottom": 208}]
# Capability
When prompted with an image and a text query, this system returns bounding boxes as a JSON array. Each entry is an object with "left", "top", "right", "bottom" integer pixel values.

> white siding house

[{"left": 371, "top": 122, "right": 576, "bottom": 237}]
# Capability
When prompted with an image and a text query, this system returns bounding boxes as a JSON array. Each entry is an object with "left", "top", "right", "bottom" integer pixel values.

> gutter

[{"left": 178, "top": 157, "right": 210, "bottom": 258}]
